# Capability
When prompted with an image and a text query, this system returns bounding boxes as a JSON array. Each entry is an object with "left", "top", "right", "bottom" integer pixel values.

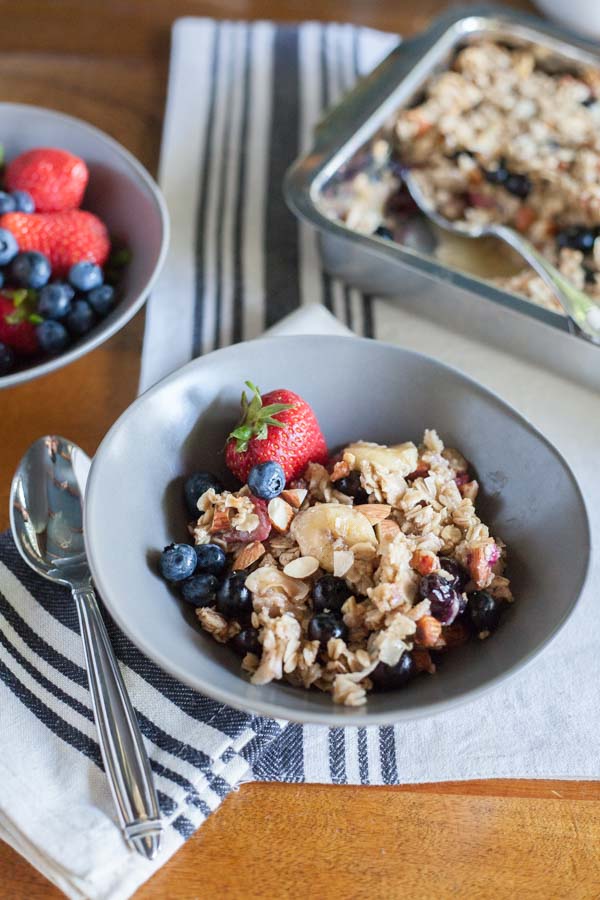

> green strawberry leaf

[
  {"left": 28, "top": 313, "right": 43, "bottom": 325},
  {"left": 228, "top": 380, "right": 295, "bottom": 452}
]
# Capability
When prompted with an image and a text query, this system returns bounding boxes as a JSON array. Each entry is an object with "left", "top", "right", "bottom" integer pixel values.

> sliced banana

[
  {"left": 290, "top": 503, "right": 377, "bottom": 573},
  {"left": 344, "top": 441, "right": 418, "bottom": 476}
]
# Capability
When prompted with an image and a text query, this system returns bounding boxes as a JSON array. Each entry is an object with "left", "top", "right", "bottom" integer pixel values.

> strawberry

[
  {"left": 0, "top": 210, "right": 110, "bottom": 276},
  {"left": 0, "top": 293, "right": 40, "bottom": 356},
  {"left": 5, "top": 148, "right": 89, "bottom": 212},
  {"left": 225, "top": 381, "right": 328, "bottom": 483}
]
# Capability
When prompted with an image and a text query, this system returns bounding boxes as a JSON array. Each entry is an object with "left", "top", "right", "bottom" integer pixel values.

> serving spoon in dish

[
  {"left": 10, "top": 436, "right": 163, "bottom": 859},
  {"left": 402, "top": 169, "right": 600, "bottom": 344}
]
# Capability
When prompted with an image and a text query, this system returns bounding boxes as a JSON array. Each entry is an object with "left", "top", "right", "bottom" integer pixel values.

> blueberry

[
  {"left": 247, "top": 460, "right": 285, "bottom": 500},
  {"left": 307, "top": 612, "right": 347, "bottom": 646},
  {"left": 0, "top": 191, "right": 16, "bottom": 213},
  {"left": 11, "top": 190, "right": 34, "bottom": 213},
  {"left": 418, "top": 573, "right": 460, "bottom": 625},
  {"left": 582, "top": 95, "right": 597, "bottom": 108},
  {"left": 0, "top": 271, "right": 4, "bottom": 289},
  {"left": 556, "top": 225, "right": 597, "bottom": 254},
  {"left": 159, "top": 543, "right": 197, "bottom": 582},
  {"left": 334, "top": 470, "right": 368, "bottom": 504},
  {"left": 467, "top": 590, "right": 503, "bottom": 636},
  {"left": 180, "top": 573, "right": 219, "bottom": 607},
  {"left": 66, "top": 299, "right": 96, "bottom": 336},
  {"left": 504, "top": 173, "right": 531, "bottom": 199},
  {"left": 195, "top": 543, "right": 227, "bottom": 576},
  {"left": 38, "top": 282, "right": 74, "bottom": 320},
  {"left": 230, "top": 627, "right": 261, "bottom": 657},
  {"left": 36, "top": 320, "right": 70, "bottom": 355},
  {"left": 0, "top": 341, "right": 14, "bottom": 375},
  {"left": 371, "top": 652, "right": 417, "bottom": 692},
  {"left": 312, "top": 575, "right": 352, "bottom": 613},
  {"left": 483, "top": 161, "right": 509, "bottom": 186},
  {"left": 438, "top": 556, "right": 469, "bottom": 592},
  {"left": 217, "top": 572, "right": 253, "bottom": 622},
  {"left": 87, "top": 284, "right": 115, "bottom": 316},
  {"left": 68, "top": 261, "right": 103, "bottom": 292},
  {"left": 12, "top": 251, "right": 51, "bottom": 289},
  {"left": 0, "top": 228, "right": 18, "bottom": 266},
  {"left": 184, "top": 472, "right": 224, "bottom": 516},
  {"left": 374, "top": 225, "right": 394, "bottom": 240}
]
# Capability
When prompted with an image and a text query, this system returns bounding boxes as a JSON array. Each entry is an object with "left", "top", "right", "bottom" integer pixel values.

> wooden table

[{"left": 2, "top": 1, "right": 600, "bottom": 897}]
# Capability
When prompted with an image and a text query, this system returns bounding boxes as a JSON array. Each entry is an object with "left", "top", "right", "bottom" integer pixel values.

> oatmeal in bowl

[{"left": 157, "top": 381, "right": 512, "bottom": 708}]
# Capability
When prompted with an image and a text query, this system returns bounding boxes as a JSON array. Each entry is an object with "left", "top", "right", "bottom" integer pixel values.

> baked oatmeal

[{"left": 157, "top": 382, "right": 512, "bottom": 707}]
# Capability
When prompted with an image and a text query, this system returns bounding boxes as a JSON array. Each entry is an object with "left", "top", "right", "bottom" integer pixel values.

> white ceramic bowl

[
  {"left": 0, "top": 103, "right": 169, "bottom": 389},
  {"left": 84, "top": 336, "right": 590, "bottom": 725},
  {"left": 534, "top": 0, "right": 600, "bottom": 41}
]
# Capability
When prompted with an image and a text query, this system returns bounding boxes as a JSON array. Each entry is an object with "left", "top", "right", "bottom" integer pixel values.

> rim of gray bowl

[
  {"left": 0, "top": 102, "right": 170, "bottom": 390},
  {"left": 84, "top": 335, "right": 592, "bottom": 725}
]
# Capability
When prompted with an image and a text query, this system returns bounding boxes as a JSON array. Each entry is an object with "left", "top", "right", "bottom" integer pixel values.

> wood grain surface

[{"left": 3, "top": 1, "right": 599, "bottom": 898}]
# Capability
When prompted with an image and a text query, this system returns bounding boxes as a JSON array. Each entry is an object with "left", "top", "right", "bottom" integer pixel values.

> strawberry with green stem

[{"left": 0, "top": 290, "right": 42, "bottom": 356}]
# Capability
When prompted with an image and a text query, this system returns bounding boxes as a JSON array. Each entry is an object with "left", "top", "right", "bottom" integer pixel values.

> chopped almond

[
  {"left": 267, "top": 497, "right": 295, "bottom": 533},
  {"left": 330, "top": 459, "right": 351, "bottom": 482},
  {"left": 233, "top": 541, "right": 266, "bottom": 571},
  {"left": 280, "top": 488, "right": 308, "bottom": 509},
  {"left": 354, "top": 503, "right": 392, "bottom": 525},
  {"left": 210, "top": 507, "right": 232, "bottom": 533},
  {"left": 415, "top": 615, "right": 442, "bottom": 648},
  {"left": 410, "top": 549, "right": 438, "bottom": 576},
  {"left": 459, "top": 479, "right": 479, "bottom": 502},
  {"left": 375, "top": 519, "right": 400, "bottom": 543}
]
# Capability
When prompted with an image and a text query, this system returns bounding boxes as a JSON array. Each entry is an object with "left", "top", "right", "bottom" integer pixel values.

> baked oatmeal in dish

[
  {"left": 157, "top": 382, "right": 513, "bottom": 707},
  {"left": 321, "top": 38, "right": 600, "bottom": 317}
]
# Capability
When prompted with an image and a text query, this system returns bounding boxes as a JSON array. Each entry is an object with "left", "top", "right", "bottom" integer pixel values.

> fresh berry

[
  {"left": 0, "top": 294, "right": 39, "bottom": 355},
  {"left": 184, "top": 472, "right": 224, "bottom": 516},
  {"left": 0, "top": 210, "right": 110, "bottom": 276},
  {"left": 11, "top": 251, "right": 51, "bottom": 289},
  {"left": 307, "top": 612, "right": 347, "bottom": 646},
  {"left": 467, "top": 590, "right": 503, "bottom": 636},
  {"left": 334, "top": 471, "right": 368, "bottom": 504},
  {"left": 6, "top": 148, "right": 89, "bottom": 212},
  {"left": 374, "top": 225, "right": 394, "bottom": 240},
  {"left": 247, "top": 460, "right": 285, "bottom": 500},
  {"left": 195, "top": 543, "right": 227, "bottom": 577},
  {"left": 159, "top": 543, "right": 197, "bottom": 582},
  {"left": 66, "top": 299, "right": 95, "bottom": 336},
  {"left": 88, "top": 284, "right": 115, "bottom": 316},
  {"left": 222, "top": 496, "right": 271, "bottom": 544},
  {"left": 216, "top": 572, "right": 253, "bottom": 622},
  {"left": 180, "top": 573, "right": 219, "bottom": 607},
  {"left": 312, "top": 575, "right": 352, "bottom": 613},
  {"left": 0, "top": 341, "right": 14, "bottom": 374},
  {"left": 556, "top": 225, "right": 597, "bottom": 254},
  {"left": 418, "top": 573, "right": 460, "bottom": 625},
  {"left": 0, "top": 192, "right": 15, "bottom": 214},
  {"left": 36, "top": 319, "right": 70, "bottom": 354},
  {"left": 225, "top": 381, "right": 328, "bottom": 483},
  {"left": 483, "top": 160, "right": 509, "bottom": 186},
  {"left": 371, "top": 652, "right": 417, "bottom": 692},
  {"left": 0, "top": 228, "right": 19, "bottom": 266},
  {"left": 438, "top": 557, "right": 469, "bottom": 592},
  {"left": 504, "top": 173, "right": 531, "bottom": 199},
  {"left": 230, "top": 627, "right": 261, "bottom": 657},
  {"left": 11, "top": 190, "right": 35, "bottom": 213},
  {"left": 68, "top": 261, "right": 103, "bottom": 292},
  {"left": 38, "top": 282, "right": 74, "bottom": 319}
]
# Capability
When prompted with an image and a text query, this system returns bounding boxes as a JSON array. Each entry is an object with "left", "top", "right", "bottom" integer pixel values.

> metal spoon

[
  {"left": 403, "top": 170, "right": 600, "bottom": 344},
  {"left": 9, "top": 436, "right": 163, "bottom": 860}
]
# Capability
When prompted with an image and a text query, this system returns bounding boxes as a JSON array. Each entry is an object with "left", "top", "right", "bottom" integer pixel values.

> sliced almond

[
  {"left": 233, "top": 541, "right": 266, "bottom": 571},
  {"left": 330, "top": 459, "right": 350, "bottom": 482},
  {"left": 283, "top": 555, "right": 319, "bottom": 579},
  {"left": 350, "top": 541, "right": 378, "bottom": 561},
  {"left": 267, "top": 497, "right": 295, "bottom": 533},
  {"left": 210, "top": 507, "right": 232, "bottom": 533},
  {"left": 280, "top": 488, "right": 308, "bottom": 509},
  {"left": 354, "top": 503, "right": 391, "bottom": 525},
  {"left": 333, "top": 549, "right": 354, "bottom": 577},
  {"left": 375, "top": 519, "right": 400, "bottom": 543}
]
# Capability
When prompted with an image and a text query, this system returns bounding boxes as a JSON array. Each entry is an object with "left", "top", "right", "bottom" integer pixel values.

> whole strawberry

[
  {"left": 0, "top": 210, "right": 110, "bottom": 276},
  {"left": 0, "top": 293, "right": 39, "bottom": 356},
  {"left": 6, "top": 148, "right": 89, "bottom": 212},
  {"left": 225, "top": 381, "right": 328, "bottom": 483}
]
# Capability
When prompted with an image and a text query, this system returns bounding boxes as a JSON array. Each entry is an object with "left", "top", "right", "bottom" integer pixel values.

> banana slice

[
  {"left": 344, "top": 441, "right": 418, "bottom": 476},
  {"left": 290, "top": 503, "right": 377, "bottom": 573}
]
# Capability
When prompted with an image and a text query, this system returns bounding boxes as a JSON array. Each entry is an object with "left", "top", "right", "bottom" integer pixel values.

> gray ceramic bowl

[
  {"left": 0, "top": 103, "right": 169, "bottom": 389},
  {"left": 84, "top": 335, "right": 590, "bottom": 725}
]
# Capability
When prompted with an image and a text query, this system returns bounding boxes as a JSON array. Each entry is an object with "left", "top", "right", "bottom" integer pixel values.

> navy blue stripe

[
  {"left": 172, "top": 815, "right": 196, "bottom": 838},
  {"left": 319, "top": 27, "right": 333, "bottom": 314},
  {"left": 193, "top": 22, "right": 221, "bottom": 356},
  {"left": 362, "top": 294, "right": 375, "bottom": 339},
  {"left": 214, "top": 24, "right": 235, "bottom": 349},
  {"left": 357, "top": 727, "right": 369, "bottom": 784},
  {"left": 328, "top": 729, "right": 347, "bottom": 785},
  {"left": 150, "top": 760, "right": 214, "bottom": 817},
  {"left": 379, "top": 725, "right": 399, "bottom": 784},
  {"left": 233, "top": 25, "right": 251, "bottom": 343}
]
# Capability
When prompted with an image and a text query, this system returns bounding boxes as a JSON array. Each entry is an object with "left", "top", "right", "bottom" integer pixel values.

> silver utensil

[
  {"left": 403, "top": 170, "right": 600, "bottom": 344},
  {"left": 9, "top": 436, "right": 162, "bottom": 860}
]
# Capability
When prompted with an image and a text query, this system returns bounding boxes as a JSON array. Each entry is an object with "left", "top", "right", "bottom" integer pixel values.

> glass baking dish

[{"left": 285, "top": 3, "right": 600, "bottom": 392}]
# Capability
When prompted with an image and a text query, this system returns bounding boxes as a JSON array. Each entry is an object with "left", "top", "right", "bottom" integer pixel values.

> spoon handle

[{"left": 73, "top": 585, "right": 162, "bottom": 859}]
